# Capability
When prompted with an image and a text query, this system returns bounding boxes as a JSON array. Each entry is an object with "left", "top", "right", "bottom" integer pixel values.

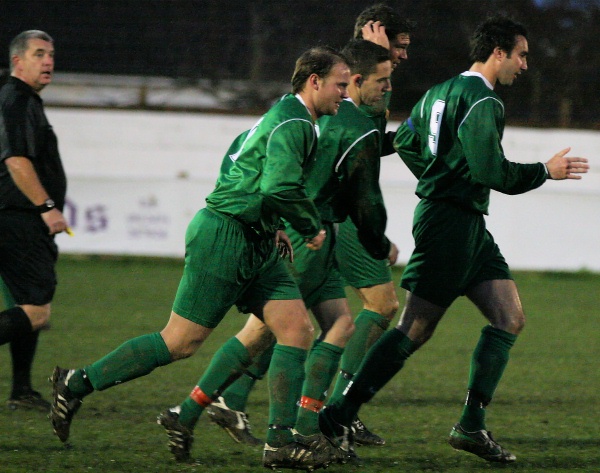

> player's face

[
  {"left": 498, "top": 35, "right": 528, "bottom": 86},
  {"left": 13, "top": 38, "right": 55, "bottom": 92},
  {"left": 315, "top": 62, "right": 350, "bottom": 117},
  {"left": 389, "top": 33, "right": 410, "bottom": 69},
  {"left": 359, "top": 60, "right": 393, "bottom": 107}
]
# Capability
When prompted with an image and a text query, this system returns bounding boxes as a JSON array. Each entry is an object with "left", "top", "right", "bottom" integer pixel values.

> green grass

[{"left": 1, "top": 256, "right": 599, "bottom": 473}]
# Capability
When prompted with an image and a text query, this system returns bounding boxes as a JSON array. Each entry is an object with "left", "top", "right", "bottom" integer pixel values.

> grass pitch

[{"left": 1, "top": 256, "right": 599, "bottom": 473}]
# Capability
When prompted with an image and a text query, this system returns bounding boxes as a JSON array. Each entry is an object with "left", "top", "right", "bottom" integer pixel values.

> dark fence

[{"left": 1, "top": 0, "right": 598, "bottom": 128}]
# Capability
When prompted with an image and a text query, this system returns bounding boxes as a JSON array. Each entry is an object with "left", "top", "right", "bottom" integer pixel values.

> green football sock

[
  {"left": 331, "top": 309, "right": 389, "bottom": 401},
  {"left": 220, "top": 341, "right": 274, "bottom": 411},
  {"left": 295, "top": 341, "right": 343, "bottom": 436},
  {"left": 178, "top": 336, "right": 252, "bottom": 429},
  {"left": 72, "top": 332, "right": 171, "bottom": 397},
  {"left": 266, "top": 344, "right": 307, "bottom": 447},
  {"left": 459, "top": 325, "right": 517, "bottom": 431},
  {"left": 331, "top": 328, "right": 416, "bottom": 425},
  {"left": 0, "top": 277, "right": 16, "bottom": 308}
]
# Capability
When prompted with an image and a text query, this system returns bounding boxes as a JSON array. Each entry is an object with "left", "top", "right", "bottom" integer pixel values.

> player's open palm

[{"left": 546, "top": 147, "right": 589, "bottom": 180}]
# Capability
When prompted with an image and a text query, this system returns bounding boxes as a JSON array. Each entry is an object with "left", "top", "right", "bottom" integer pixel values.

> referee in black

[{"left": 0, "top": 30, "right": 69, "bottom": 411}]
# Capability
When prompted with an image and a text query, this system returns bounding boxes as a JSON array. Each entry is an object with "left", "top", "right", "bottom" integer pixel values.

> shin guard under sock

[
  {"left": 79, "top": 332, "right": 172, "bottom": 394},
  {"left": 331, "top": 309, "right": 389, "bottom": 401},
  {"left": 179, "top": 337, "right": 253, "bottom": 429},
  {"left": 267, "top": 344, "right": 307, "bottom": 447},
  {"left": 459, "top": 325, "right": 517, "bottom": 431},
  {"left": 332, "top": 328, "right": 416, "bottom": 425},
  {"left": 295, "top": 341, "right": 343, "bottom": 435}
]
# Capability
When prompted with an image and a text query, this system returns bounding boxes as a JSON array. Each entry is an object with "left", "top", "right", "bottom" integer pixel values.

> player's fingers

[{"left": 556, "top": 147, "right": 571, "bottom": 157}]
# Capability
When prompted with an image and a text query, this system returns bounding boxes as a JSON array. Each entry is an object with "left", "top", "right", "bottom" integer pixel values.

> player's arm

[
  {"left": 4, "top": 156, "right": 68, "bottom": 235},
  {"left": 260, "top": 119, "right": 323, "bottom": 241},
  {"left": 344, "top": 132, "right": 391, "bottom": 260},
  {"left": 461, "top": 100, "right": 548, "bottom": 195},
  {"left": 393, "top": 118, "right": 426, "bottom": 178}
]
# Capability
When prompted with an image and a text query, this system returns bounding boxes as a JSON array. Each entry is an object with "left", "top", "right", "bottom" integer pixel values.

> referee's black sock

[
  {"left": 10, "top": 328, "right": 40, "bottom": 395},
  {"left": 0, "top": 307, "right": 32, "bottom": 346}
]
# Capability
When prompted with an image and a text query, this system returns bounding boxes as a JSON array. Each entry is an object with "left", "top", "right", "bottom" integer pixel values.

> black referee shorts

[{"left": 0, "top": 210, "right": 58, "bottom": 305}]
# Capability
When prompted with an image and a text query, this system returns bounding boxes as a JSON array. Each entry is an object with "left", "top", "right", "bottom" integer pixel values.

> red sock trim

[
  {"left": 190, "top": 386, "right": 213, "bottom": 407},
  {"left": 298, "top": 395, "right": 323, "bottom": 413}
]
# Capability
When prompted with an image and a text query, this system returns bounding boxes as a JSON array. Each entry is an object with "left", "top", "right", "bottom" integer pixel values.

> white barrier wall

[{"left": 47, "top": 108, "right": 600, "bottom": 271}]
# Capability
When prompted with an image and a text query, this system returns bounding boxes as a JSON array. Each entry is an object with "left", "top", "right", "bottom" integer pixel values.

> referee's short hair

[{"left": 9, "top": 30, "right": 54, "bottom": 72}]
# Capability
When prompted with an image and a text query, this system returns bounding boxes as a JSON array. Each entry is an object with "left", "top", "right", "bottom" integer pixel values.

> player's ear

[
  {"left": 309, "top": 73, "right": 320, "bottom": 90},
  {"left": 353, "top": 74, "right": 363, "bottom": 87}
]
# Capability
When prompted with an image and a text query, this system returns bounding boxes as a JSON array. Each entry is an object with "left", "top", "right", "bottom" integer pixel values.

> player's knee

[
  {"left": 492, "top": 313, "right": 525, "bottom": 335},
  {"left": 335, "top": 313, "right": 355, "bottom": 339},
  {"left": 382, "top": 297, "right": 400, "bottom": 320},
  {"left": 168, "top": 340, "right": 201, "bottom": 360},
  {"left": 22, "top": 305, "right": 51, "bottom": 331}
]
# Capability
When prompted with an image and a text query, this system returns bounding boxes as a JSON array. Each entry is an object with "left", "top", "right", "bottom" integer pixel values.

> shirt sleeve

[
  {"left": 342, "top": 129, "right": 391, "bottom": 260},
  {"left": 459, "top": 98, "right": 547, "bottom": 195},
  {"left": 260, "top": 118, "right": 321, "bottom": 239},
  {"left": 393, "top": 118, "right": 427, "bottom": 179},
  {"left": 0, "top": 96, "right": 33, "bottom": 162}
]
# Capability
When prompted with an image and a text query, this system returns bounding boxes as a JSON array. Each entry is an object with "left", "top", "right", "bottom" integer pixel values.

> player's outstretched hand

[
  {"left": 306, "top": 229, "right": 326, "bottom": 251},
  {"left": 546, "top": 147, "right": 589, "bottom": 180},
  {"left": 275, "top": 230, "right": 294, "bottom": 262}
]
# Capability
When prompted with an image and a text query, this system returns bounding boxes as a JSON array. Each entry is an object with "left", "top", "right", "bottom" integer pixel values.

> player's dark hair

[
  {"left": 9, "top": 30, "right": 54, "bottom": 72},
  {"left": 469, "top": 16, "right": 528, "bottom": 63},
  {"left": 353, "top": 3, "right": 415, "bottom": 40},
  {"left": 291, "top": 46, "right": 347, "bottom": 94},
  {"left": 341, "top": 39, "right": 391, "bottom": 77}
]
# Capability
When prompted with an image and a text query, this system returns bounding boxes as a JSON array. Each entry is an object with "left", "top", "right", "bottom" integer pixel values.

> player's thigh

[
  {"left": 466, "top": 279, "right": 525, "bottom": 334},
  {"left": 354, "top": 281, "right": 399, "bottom": 319},
  {"left": 400, "top": 200, "right": 488, "bottom": 308},
  {"left": 172, "top": 208, "right": 253, "bottom": 328},
  {"left": 262, "top": 298, "right": 314, "bottom": 349}
]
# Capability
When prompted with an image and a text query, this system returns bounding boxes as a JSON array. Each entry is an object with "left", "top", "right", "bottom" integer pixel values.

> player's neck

[{"left": 469, "top": 62, "right": 497, "bottom": 88}]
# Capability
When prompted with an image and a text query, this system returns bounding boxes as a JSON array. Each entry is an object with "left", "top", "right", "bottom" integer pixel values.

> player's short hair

[
  {"left": 291, "top": 46, "right": 347, "bottom": 94},
  {"left": 9, "top": 30, "right": 54, "bottom": 72},
  {"left": 353, "top": 3, "right": 415, "bottom": 40},
  {"left": 469, "top": 16, "right": 528, "bottom": 63},
  {"left": 341, "top": 39, "right": 391, "bottom": 78}
]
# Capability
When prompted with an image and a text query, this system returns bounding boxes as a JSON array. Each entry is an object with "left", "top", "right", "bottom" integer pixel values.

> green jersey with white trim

[
  {"left": 394, "top": 72, "right": 547, "bottom": 215},
  {"left": 206, "top": 94, "right": 321, "bottom": 239},
  {"left": 308, "top": 99, "right": 390, "bottom": 260}
]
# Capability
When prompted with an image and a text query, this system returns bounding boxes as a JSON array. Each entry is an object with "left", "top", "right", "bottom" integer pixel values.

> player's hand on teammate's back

[
  {"left": 306, "top": 229, "right": 326, "bottom": 251},
  {"left": 546, "top": 147, "right": 589, "bottom": 180}
]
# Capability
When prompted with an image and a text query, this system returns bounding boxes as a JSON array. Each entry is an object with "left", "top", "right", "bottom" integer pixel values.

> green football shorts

[
  {"left": 400, "top": 199, "right": 512, "bottom": 308},
  {"left": 335, "top": 218, "right": 392, "bottom": 289},
  {"left": 286, "top": 222, "right": 346, "bottom": 309},
  {"left": 172, "top": 208, "right": 302, "bottom": 328}
]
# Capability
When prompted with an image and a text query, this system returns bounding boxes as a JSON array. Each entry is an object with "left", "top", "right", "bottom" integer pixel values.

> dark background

[{"left": 1, "top": 0, "right": 598, "bottom": 128}]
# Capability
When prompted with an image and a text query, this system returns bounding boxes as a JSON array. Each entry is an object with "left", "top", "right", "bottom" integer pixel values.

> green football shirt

[
  {"left": 308, "top": 99, "right": 390, "bottom": 260},
  {"left": 394, "top": 72, "right": 548, "bottom": 215},
  {"left": 206, "top": 94, "right": 321, "bottom": 239}
]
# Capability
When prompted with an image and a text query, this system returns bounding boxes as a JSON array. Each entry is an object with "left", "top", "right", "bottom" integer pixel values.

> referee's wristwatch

[{"left": 37, "top": 198, "right": 56, "bottom": 213}]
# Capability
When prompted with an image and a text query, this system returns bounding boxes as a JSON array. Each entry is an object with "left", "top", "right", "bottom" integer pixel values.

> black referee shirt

[{"left": 0, "top": 77, "right": 66, "bottom": 211}]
